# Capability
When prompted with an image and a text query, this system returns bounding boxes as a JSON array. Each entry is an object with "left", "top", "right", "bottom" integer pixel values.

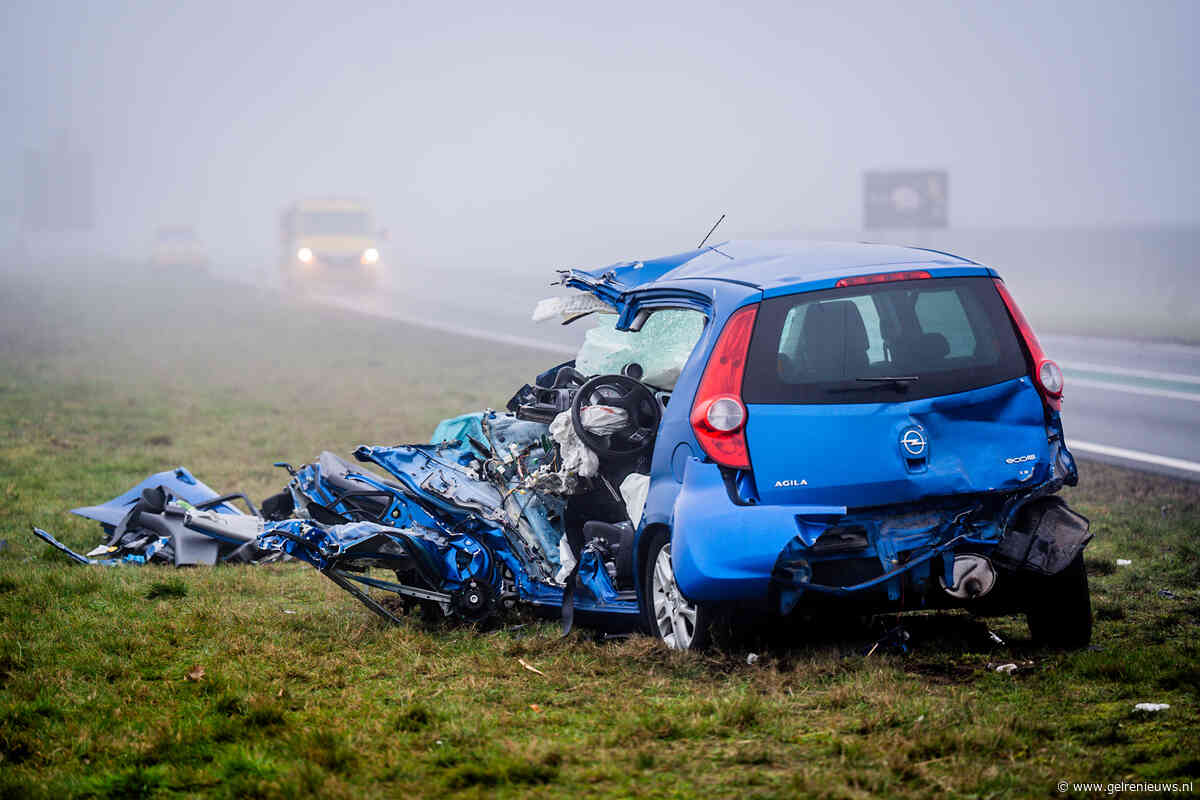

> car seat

[
  {"left": 800, "top": 300, "right": 870, "bottom": 379},
  {"left": 887, "top": 332, "right": 950, "bottom": 371}
]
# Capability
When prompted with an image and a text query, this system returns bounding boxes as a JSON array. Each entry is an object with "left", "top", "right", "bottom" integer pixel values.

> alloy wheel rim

[{"left": 651, "top": 544, "right": 698, "bottom": 649}]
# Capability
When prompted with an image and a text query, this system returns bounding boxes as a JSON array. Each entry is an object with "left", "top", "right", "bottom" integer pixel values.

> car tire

[
  {"left": 641, "top": 530, "right": 714, "bottom": 650},
  {"left": 1025, "top": 553, "right": 1092, "bottom": 649}
]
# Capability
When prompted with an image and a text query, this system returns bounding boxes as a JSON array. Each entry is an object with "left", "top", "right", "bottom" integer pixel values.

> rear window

[{"left": 743, "top": 276, "right": 1028, "bottom": 404}]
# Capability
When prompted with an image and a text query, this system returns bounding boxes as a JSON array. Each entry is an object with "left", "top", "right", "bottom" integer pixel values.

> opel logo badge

[{"left": 900, "top": 427, "right": 927, "bottom": 457}]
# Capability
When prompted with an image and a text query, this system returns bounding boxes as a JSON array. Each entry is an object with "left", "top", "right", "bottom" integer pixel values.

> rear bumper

[
  {"left": 670, "top": 458, "right": 1080, "bottom": 615},
  {"left": 671, "top": 458, "right": 846, "bottom": 608}
]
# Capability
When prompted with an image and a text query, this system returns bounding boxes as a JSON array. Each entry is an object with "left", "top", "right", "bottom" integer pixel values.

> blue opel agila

[{"left": 557, "top": 240, "right": 1091, "bottom": 649}]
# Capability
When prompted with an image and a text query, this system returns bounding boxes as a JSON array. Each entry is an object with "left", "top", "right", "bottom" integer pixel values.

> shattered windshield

[{"left": 575, "top": 309, "right": 706, "bottom": 389}]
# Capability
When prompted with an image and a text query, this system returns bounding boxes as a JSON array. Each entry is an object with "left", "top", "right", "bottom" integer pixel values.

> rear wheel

[
  {"left": 1025, "top": 554, "right": 1092, "bottom": 649},
  {"left": 642, "top": 531, "right": 714, "bottom": 650}
]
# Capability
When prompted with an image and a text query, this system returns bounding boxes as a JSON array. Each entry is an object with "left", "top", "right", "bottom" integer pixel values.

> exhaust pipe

[{"left": 941, "top": 554, "right": 996, "bottom": 600}]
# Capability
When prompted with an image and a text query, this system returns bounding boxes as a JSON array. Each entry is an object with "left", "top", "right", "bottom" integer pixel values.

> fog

[{"left": 2, "top": 0, "right": 1198, "bottom": 338}]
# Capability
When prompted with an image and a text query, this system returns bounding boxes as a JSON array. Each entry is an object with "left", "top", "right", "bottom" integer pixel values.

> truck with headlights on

[{"left": 280, "top": 198, "right": 384, "bottom": 290}]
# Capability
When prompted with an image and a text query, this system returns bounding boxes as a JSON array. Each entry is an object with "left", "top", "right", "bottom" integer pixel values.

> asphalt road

[{"left": 1043, "top": 334, "right": 1200, "bottom": 481}]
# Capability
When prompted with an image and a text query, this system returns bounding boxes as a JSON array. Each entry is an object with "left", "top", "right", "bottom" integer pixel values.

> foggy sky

[{"left": 3, "top": 0, "right": 1197, "bottom": 270}]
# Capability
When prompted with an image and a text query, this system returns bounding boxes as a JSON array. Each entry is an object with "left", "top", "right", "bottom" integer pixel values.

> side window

[{"left": 915, "top": 289, "right": 976, "bottom": 357}]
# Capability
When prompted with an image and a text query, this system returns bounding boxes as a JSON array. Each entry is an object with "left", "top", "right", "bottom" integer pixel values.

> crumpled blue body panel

[
  {"left": 745, "top": 377, "right": 1053, "bottom": 508},
  {"left": 34, "top": 466, "right": 262, "bottom": 567},
  {"left": 260, "top": 519, "right": 492, "bottom": 586},
  {"left": 269, "top": 413, "right": 640, "bottom": 621},
  {"left": 31, "top": 526, "right": 169, "bottom": 566},
  {"left": 71, "top": 467, "right": 244, "bottom": 528},
  {"left": 356, "top": 415, "right": 564, "bottom": 569}
]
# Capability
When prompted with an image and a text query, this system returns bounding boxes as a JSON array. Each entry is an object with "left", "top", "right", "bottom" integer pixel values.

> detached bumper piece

[{"left": 32, "top": 467, "right": 279, "bottom": 567}]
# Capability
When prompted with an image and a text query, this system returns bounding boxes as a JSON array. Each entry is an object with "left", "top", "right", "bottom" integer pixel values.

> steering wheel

[{"left": 570, "top": 374, "right": 662, "bottom": 459}]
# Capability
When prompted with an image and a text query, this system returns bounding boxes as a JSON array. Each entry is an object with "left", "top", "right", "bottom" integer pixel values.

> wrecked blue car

[
  {"left": 39, "top": 240, "right": 1093, "bottom": 650},
  {"left": 257, "top": 239, "right": 1094, "bottom": 649}
]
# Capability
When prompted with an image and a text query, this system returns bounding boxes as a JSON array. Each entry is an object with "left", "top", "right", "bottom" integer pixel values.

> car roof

[
  {"left": 288, "top": 197, "right": 370, "bottom": 213},
  {"left": 572, "top": 239, "right": 988, "bottom": 294}
]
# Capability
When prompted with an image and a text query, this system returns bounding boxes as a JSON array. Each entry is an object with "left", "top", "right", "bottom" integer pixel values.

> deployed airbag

[{"left": 549, "top": 411, "right": 598, "bottom": 478}]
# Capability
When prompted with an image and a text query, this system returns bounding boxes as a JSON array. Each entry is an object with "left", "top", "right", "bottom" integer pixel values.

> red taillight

[
  {"left": 690, "top": 304, "right": 758, "bottom": 469},
  {"left": 992, "top": 278, "right": 1063, "bottom": 410},
  {"left": 834, "top": 270, "right": 931, "bottom": 288}
]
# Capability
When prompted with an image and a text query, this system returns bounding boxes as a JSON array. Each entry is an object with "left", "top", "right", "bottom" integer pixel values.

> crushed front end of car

[{"left": 254, "top": 401, "right": 647, "bottom": 628}]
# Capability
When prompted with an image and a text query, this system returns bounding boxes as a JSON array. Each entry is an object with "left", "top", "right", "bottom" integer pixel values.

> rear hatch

[{"left": 742, "top": 275, "right": 1049, "bottom": 507}]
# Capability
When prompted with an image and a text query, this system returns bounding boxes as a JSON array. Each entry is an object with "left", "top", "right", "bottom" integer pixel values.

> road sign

[{"left": 863, "top": 170, "right": 948, "bottom": 229}]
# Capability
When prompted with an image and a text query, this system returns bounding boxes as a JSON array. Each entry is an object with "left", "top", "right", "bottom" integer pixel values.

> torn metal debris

[{"left": 33, "top": 468, "right": 281, "bottom": 566}]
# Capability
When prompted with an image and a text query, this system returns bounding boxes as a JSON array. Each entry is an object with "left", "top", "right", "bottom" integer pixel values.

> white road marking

[
  {"left": 1068, "top": 377, "right": 1200, "bottom": 403},
  {"left": 1069, "top": 440, "right": 1200, "bottom": 475},
  {"left": 1061, "top": 361, "right": 1200, "bottom": 385}
]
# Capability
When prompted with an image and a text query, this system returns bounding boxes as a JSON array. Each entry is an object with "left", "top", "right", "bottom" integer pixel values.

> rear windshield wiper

[{"left": 826, "top": 376, "right": 919, "bottom": 394}]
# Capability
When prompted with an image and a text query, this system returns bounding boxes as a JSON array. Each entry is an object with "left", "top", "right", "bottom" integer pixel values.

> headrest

[
  {"left": 891, "top": 332, "right": 950, "bottom": 366},
  {"left": 802, "top": 301, "right": 869, "bottom": 353},
  {"left": 917, "top": 332, "right": 950, "bottom": 360}
]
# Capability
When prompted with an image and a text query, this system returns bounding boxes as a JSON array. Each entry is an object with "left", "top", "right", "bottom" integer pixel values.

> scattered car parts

[{"left": 33, "top": 468, "right": 280, "bottom": 566}]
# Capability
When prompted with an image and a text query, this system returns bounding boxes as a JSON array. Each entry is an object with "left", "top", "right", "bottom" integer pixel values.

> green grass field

[{"left": 1, "top": 265, "right": 1197, "bottom": 798}]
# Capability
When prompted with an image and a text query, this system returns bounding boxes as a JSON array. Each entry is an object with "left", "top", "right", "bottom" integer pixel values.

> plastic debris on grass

[{"left": 31, "top": 469, "right": 282, "bottom": 567}]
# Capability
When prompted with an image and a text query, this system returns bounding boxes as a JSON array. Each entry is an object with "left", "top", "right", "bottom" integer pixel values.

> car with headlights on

[{"left": 280, "top": 197, "right": 385, "bottom": 289}]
